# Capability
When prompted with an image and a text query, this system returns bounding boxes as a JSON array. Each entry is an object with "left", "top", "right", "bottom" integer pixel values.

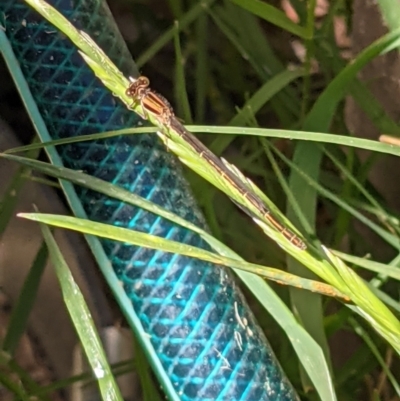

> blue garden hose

[{"left": 0, "top": 1, "right": 300, "bottom": 400}]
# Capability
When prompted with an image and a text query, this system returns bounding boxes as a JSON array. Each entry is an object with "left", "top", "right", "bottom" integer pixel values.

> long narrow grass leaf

[
  {"left": 136, "top": 0, "right": 216, "bottom": 67},
  {"left": 18, "top": 212, "right": 345, "bottom": 298},
  {"left": 2, "top": 243, "right": 48, "bottom": 354},
  {"left": 36, "top": 218, "right": 123, "bottom": 401},
  {"left": 173, "top": 21, "right": 192, "bottom": 122},
  {"left": 231, "top": 0, "right": 310, "bottom": 39}
]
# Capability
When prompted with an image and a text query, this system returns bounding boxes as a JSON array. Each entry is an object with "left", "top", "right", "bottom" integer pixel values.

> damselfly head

[{"left": 126, "top": 75, "right": 150, "bottom": 97}]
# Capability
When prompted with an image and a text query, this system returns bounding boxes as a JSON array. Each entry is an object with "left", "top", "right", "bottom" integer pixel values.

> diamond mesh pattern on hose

[{"left": 1, "top": 1, "right": 299, "bottom": 400}]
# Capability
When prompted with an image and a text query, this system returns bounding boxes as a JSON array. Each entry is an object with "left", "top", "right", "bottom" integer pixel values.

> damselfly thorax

[{"left": 126, "top": 76, "right": 173, "bottom": 125}]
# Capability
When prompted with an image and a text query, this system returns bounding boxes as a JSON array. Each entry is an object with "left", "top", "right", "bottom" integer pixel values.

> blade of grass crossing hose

[
  {"left": 0, "top": 27, "right": 183, "bottom": 401},
  {"left": 17, "top": 209, "right": 339, "bottom": 401}
]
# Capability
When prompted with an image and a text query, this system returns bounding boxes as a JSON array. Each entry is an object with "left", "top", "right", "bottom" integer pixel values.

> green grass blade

[
  {"left": 0, "top": 372, "right": 32, "bottom": 401},
  {"left": 0, "top": 136, "right": 40, "bottom": 236},
  {"left": 236, "top": 271, "right": 336, "bottom": 401},
  {"left": 194, "top": 13, "right": 208, "bottom": 122},
  {"left": 36, "top": 217, "right": 123, "bottom": 401},
  {"left": 136, "top": 0, "right": 216, "bottom": 67},
  {"left": 173, "top": 21, "right": 192, "bottom": 123},
  {"left": 4, "top": 127, "right": 157, "bottom": 154},
  {"left": 230, "top": 68, "right": 306, "bottom": 127},
  {"left": 5, "top": 359, "right": 51, "bottom": 401},
  {"left": 377, "top": 0, "right": 400, "bottom": 33},
  {"left": 0, "top": 162, "right": 29, "bottom": 236},
  {"left": 7, "top": 125, "right": 400, "bottom": 158},
  {"left": 333, "top": 251, "right": 400, "bottom": 281},
  {"left": 166, "top": 0, "right": 183, "bottom": 19},
  {"left": 133, "top": 337, "right": 163, "bottom": 401},
  {"left": 2, "top": 243, "right": 48, "bottom": 354},
  {"left": 349, "top": 317, "right": 400, "bottom": 397},
  {"left": 274, "top": 146, "right": 400, "bottom": 248},
  {"left": 305, "top": 27, "right": 400, "bottom": 133},
  {"left": 17, "top": 212, "right": 344, "bottom": 298},
  {"left": 231, "top": 0, "right": 310, "bottom": 39},
  {"left": 208, "top": 4, "right": 300, "bottom": 123}
]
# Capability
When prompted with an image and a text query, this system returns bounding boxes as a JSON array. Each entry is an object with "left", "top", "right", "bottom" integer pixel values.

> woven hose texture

[{"left": 0, "top": 1, "right": 300, "bottom": 400}]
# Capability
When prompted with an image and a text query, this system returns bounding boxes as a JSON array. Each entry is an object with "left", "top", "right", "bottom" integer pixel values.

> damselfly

[{"left": 126, "top": 76, "right": 306, "bottom": 250}]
